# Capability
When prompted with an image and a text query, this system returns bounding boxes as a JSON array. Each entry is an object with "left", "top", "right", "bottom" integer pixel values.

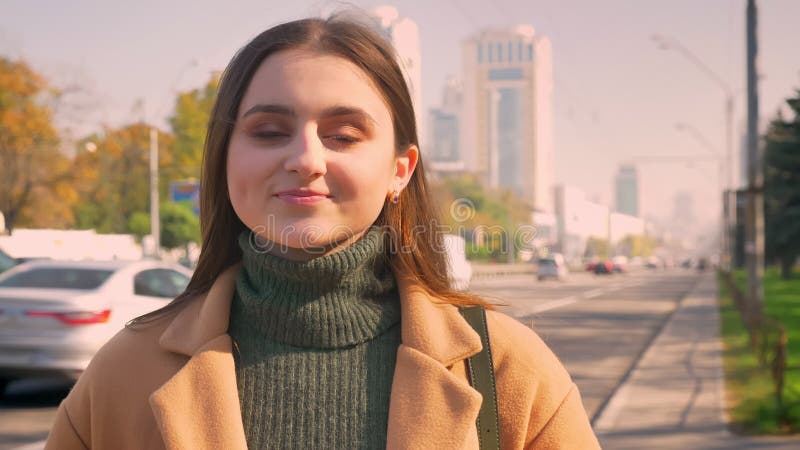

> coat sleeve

[
  {"left": 484, "top": 311, "right": 600, "bottom": 449},
  {"left": 45, "top": 399, "right": 90, "bottom": 450},
  {"left": 526, "top": 383, "right": 600, "bottom": 449}
]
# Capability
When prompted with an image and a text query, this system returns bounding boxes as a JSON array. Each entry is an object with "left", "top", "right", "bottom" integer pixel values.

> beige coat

[{"left": 45, "top": 264, "right": 600, "bottom": 449}]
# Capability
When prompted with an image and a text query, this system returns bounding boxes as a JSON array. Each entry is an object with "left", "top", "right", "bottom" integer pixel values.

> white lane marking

[
  {"left": 582, "top": 288, "right": 606, "bottom": 299},
  {"left": 531, "top": 296, "right": 578, "bottom": 313},
  {"left": 530, "top": 278, "right": 648, "bottom": 314}
]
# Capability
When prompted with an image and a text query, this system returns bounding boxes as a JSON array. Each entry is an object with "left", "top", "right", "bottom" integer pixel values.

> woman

[{"left": 46, "top": 15, "right": 599, "bottom": 450}]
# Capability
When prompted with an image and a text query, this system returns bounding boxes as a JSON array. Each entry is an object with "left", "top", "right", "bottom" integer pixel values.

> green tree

[
  {"left": 585, "top": 237, "right": 609, "bottom": 260},
  {"left": 124, "top": 202, "right": 199, "bottom": 257},
  {"left": 127, "top": 211, "right": 151, "bottom": 242},
  {"left": 618, "top": 234, "right": 657, "bottom": 258},
  {"left": 432, "top": 174, "right": 531, "bottom": 262},
  {"left": 0, "top": 57, "right": 73, "bottom": 233},
  {"left": 168, "top": 75, "right": 218, "bottom": 179},
  {"left": 159, "top": 201, "right": 200, "bottom": 250},
  {"left": 764, "top": 90, "right": 800, "bottom": 279}
]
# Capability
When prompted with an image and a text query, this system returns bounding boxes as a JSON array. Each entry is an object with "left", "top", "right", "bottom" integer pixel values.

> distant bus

[{"left": 443, "top": 234, "right": 472, "bottom": 291}]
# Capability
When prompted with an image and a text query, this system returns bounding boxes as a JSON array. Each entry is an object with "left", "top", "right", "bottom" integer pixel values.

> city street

[
  {"left": 471, "top": 269, "right": 700, "bottom": 421},
  {"left": 0, "top": 268, "right": 698, "bottom": 449}
]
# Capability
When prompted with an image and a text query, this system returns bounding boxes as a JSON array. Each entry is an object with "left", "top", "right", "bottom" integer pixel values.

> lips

[
  {"left": 274, "top": 188, "right": 332, "bottom": 205},
  {"left": 275, "top": 188, "right": 331, "bottom": 197}
]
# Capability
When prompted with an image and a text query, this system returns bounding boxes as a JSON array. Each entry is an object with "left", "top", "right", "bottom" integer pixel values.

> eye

[
  {"left": 253, "top": 131, "right": 291, "bottom": 140},
  {"left": 321, "top": 125, "right": 363, "bottom": 148},
  {"left": 327, "top": 135, "right": 359, "bottom": 143}
]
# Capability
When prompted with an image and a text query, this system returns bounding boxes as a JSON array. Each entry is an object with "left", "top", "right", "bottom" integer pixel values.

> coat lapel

[
  {"left": 148, "top": 265, "right": 484, "bottom": 450},
  {"left": 386, "top": 276, "right": 484, "bottom": 449},
  {"left": 149, "top": 264, "right": 248, "bottom": 450}
]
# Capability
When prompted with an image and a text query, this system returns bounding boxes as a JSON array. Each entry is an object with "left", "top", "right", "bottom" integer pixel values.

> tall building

[
  {"left": 370, "top": 6, "right": 424, "bottom": 146},
  {"left": 461, "top": 25, "right": 554, "bottom": 212},
  {"left": 615, "top": 165, "right": 639, "bottom": 217},
  {"left": 428, "top": 76, "right": 464, "bottom": 170}
]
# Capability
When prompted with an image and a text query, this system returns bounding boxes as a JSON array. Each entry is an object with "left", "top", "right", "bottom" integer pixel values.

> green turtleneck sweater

[{"left": 227, "top": 227, "right": 402, "bottom": 450}]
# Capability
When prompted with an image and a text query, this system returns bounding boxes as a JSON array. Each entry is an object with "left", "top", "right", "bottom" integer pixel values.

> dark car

[
  {"left": 593, "top": 261, "right": 614, "bottom": 275},
  {"left": 0, "top": 249, "right": 16, "bottom": 274}
]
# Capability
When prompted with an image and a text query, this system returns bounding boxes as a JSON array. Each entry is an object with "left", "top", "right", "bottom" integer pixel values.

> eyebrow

[{"left": 241, "top": 103, "right": 377, "bottom": 126}]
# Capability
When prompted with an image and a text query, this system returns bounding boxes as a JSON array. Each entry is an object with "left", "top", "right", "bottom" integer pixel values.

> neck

[{"left": 247, "top": 229, "right": 370, "bottom": 262}]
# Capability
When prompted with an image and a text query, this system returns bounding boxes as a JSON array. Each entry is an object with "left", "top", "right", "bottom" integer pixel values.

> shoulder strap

[{"left": 459, "top": 306, "right": 501, "bottom": 450}]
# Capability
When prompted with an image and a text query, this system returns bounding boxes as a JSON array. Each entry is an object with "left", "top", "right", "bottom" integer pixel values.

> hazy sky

[{"left": 2, "top": 0, "right": 798, "bottom": 230}]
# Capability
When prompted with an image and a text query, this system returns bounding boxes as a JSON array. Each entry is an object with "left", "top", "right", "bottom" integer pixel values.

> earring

[{"left": 391, "top": 190, "right": 400, "bottom": 204}]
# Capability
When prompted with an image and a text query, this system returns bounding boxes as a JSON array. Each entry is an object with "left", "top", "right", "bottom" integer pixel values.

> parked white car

[{"left": 0, "top": 259, "right": 192, "bottom": 394}]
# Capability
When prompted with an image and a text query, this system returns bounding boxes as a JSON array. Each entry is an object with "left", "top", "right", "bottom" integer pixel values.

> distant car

[
  {"left": 645, "top": 256, "right": 662, "bottom": 270},
  {"left": 537, "top": 257, "right": 568, "bottom": 281},
  {"left": 593, "top": 261, "right": 614, "bottom": 275},
  {"left": 612, "top": 256, "right": 628, "bottom": 273},
  {"left": 0, "top": 259, "right": 192, "bottom": 395},
  {"left": 0, "top": 249, "right": 16, "bottom": 274}
]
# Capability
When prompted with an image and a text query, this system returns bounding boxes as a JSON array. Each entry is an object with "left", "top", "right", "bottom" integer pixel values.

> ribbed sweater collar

[{"left": 231, "top": 227, "right": 400, "bottom": 349}]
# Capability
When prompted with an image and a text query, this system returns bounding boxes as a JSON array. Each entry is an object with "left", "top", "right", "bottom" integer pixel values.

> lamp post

[
  {"left": 147, "top": 59, "right": 199, "bottom": 259},
  {"left": 653, "top": 34, "right": 735, "bottom": 269}
]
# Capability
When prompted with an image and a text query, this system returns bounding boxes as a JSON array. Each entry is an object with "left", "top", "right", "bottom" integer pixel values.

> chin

[{"left": 255, "top": 218, "right": 361, "bottom": 249}]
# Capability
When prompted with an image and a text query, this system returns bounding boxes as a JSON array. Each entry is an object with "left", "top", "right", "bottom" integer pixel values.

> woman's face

[{"left": 227, "top": 49, "right": 418, "bottom": 260}]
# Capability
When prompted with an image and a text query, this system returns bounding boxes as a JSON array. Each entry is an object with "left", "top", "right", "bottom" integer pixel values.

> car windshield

[
  {"left": 539, "top": 259, "right": 556, "bottom": 267},
  {"left": 0, "top": 267, "right": 114, "bottom": 290},
  {"left": 0, "top": 250, "right": 15, "bottom": 273}
]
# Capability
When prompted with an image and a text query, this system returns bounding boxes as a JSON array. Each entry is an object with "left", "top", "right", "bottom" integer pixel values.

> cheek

[
  {"left": 329, "top": 152, "right": 394, "bottom": 210},
  {"left": 226, "top": 138, "right": 279, "bottom": 217}
]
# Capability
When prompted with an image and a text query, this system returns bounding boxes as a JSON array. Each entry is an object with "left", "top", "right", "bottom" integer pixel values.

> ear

[{"left": 391, "top": 145, "right": 419, "bottom": 192}]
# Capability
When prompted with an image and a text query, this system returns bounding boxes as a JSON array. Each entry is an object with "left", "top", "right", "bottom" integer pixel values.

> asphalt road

[
  {"left": 471, "top": 269, "right": 701, "bottom": 422},
  {"left": 0, "top": 268, "right": 701, "bottom": 449}
]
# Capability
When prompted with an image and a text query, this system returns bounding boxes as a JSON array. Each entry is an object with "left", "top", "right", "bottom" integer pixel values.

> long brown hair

[{"left": 130, "top": 15, "right": 491, "bottom": 326}]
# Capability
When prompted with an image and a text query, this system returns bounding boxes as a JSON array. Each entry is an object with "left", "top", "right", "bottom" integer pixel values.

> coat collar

[{"left": 151, "top": 263, "right": 484, "bottom": 449}]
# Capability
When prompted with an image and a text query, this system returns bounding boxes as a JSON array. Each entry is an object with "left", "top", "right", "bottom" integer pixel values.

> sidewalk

[{"left": 594, "top": 272, "right": 800, "bottom": 449}]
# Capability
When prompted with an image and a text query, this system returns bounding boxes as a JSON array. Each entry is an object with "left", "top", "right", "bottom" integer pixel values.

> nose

[{"left": 283, "top": 124, "right": 327, "bottom": 179}]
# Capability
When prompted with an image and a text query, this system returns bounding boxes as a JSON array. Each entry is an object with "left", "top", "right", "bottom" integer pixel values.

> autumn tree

[
  {"left": 0, "top": 57, "right": 73, "bottom": 233},
  {"left": 71, "top": 123, "right": 174, "bottom": 234}
]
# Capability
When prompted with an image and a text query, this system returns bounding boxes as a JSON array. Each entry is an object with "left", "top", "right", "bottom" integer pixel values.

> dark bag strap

[{"left": 459, "top": 306, "right": 501, "bottom": 450}]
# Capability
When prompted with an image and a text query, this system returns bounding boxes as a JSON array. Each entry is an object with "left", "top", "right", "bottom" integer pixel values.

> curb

[{"left": 591, "top": 273, "right": 708, "bottom": 430}]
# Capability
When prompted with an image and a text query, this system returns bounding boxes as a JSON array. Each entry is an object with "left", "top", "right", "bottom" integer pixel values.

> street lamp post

[
  {"left": 147, "top": 59, "right": 199, "bottom": 260},
  {"left": 653, "top": 34, "right": 736, "bottom": 269},
  {"left": 150, "top": 128, "right": 160, "bottom": 259}
]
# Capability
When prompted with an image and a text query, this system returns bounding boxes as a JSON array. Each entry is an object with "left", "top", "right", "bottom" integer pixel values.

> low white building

[
  {"left": 0, "top": 229, "right": 142, "bottom": 261},
  {"left": 554, "top": 185, "right": 654, "bottom": 264}
]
